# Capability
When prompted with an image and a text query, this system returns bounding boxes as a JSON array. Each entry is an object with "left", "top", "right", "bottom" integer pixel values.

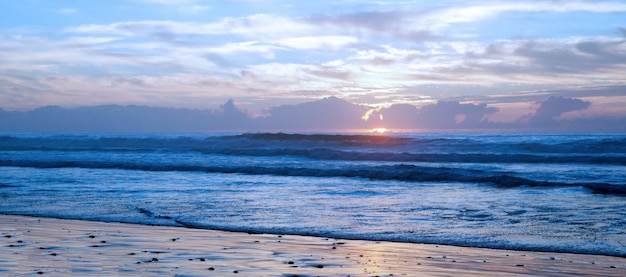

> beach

[{"left": 1, "top": 214, "right": 623, "bottom": 276}]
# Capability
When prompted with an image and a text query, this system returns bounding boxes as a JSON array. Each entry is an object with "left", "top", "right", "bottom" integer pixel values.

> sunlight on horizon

[{"left": 371, "top": 128, "right": 388, "bottom": 133}]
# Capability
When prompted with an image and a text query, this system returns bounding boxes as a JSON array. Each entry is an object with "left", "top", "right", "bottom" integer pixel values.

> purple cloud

[{"left": 526, "top": 96, "right": 591, "bottom": 127}]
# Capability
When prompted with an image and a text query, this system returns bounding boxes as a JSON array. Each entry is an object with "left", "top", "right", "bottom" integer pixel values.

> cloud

[
  {"left": 307, "top": 10, "right": 411, "bottom": 33},
  {"left": 61, "top": 36, "right": 121, "bottom": 46},
  {"left": 429, "top": 2, "right": 626, "bottom": 27},
  {"left": 526, "top": 96, "right": 591, "bottom": 127},
  {"left": 351, "top": 45, "right": 425, "bottom": 66},
  {"left": 204, "top": 41, "right": 279, "bottom": 59},
  {"left": 260, "top": 96, "right": 370, "bottom": 131},
  {"left": 272, "top": 36, "right": 358, "bottom": 50},
  {"left": 68, "top": 14, "right": 313, "bottom": 39},
  {"left": 368, "top": 104, "right": 419, "bottom": 129},
  {"left": 2, "top": 96, "right": 625, "bottom": 132},
  {"left": 363, "top": 100, "right": 500, "bottom": 130},
  {"left": 512, "top": 38, "right": 626, "bottom": 74},
  {"left": 306, "top": 10, "right": 439, "bottom": 43},
  {"left": 113, "top": 77, "right": 152, "bottom": 88},
  {"left": 56, "top": 9, "right": 626, "bottom": 91},
  {"left": 0, "top": 103, "right": 239, "bottom": 132},
  {"left": 416, "top": 101, "right": 499, "bottom": 129},
  {"left": 448, "top": 35, "right": 626, "bottom": 86},
  {"left": 209, "top": 99, "right": 253, "bottom": 130},
  {"left": 239, "top": 62, "right": 358, "bottom": 93},
  {"left": 302, "top": 67, "right": 353, "bottom": 81},
  {"left": 3, "top": 1, "right": 626, "bottom": 118},
  {"left": 307, "top": 2, "right": 626, "bottom": 44},
  {"left": 557, "top": 116, "right": 626, "bottom": 132}
]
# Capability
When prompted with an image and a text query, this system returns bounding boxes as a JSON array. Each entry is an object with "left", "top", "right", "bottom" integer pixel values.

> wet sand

[{"left": 1, "top": 214, "right": 624, "bottom": 276}]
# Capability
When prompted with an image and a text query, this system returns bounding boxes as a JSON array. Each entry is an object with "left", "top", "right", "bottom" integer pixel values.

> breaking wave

[
  {"left": 1, "top": 133, "right": 625, "bottom": 164},
  {"left": 2, "top": 132, "right": 625, "bottom": 196},
  {"left": 2, "top": 159, "right": 624, "bottom": 196}
]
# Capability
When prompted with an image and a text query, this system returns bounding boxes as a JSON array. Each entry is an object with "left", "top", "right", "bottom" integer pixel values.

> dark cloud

[
  {"left": 366, "top": 57, "right": 397, "bottom": 66},
  {"left": 302, "top": 67, "right": 353, "bottom": 81},
  {"left": 390, "top": 85, "right": 625, "bottom": 111},
  {"left": 558, "top": 116, "right": 626, "bottom": 132},
  {"left": 1, "top": 96, "right": 624, "bottom": 132},
  {"left": 415, "top": 101, "right": 499, "bottom": 129},
  {"left": 307, "top": 10, "right": 410, "bottom": 33},
  {"left": 574, "top": 39, "right": 626, "bottom": 64},
  {"left": 526, "top": 96, "right": 590, "bottom": 127},
  {"left": 461, "top": 34, "right": 626, "bottom": 76},
  {"left": 366, "top": 101, "right": 499, "bottom": 130},
  {"left": 368, "top": 104, "right": 418, "bottom": 129},
  {"left": 539, "top": 85, "right": 626, "bottom": 99},
  {"left": 259, "top": 96, "right": 370, "bottom": 131},
  {"left": 510, "top": 96, "right": 626, "bottom": 132},
  {"left": 209, "top": 99, "right": 252, "bottom": 130},
  {"left": 512, "top": 42, "right": 590, "bottom": 74},
  {"left": 114, "top": 77, "right": 151, "bottom": 87},
  {"left": 305, "top": 10, "right": 438, "bottom": 42},
  {"left": 0, "top": 99, "right": 253, "bottom": 132}
]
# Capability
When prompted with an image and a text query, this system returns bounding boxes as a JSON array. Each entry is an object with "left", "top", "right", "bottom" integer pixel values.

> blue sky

[{"left": 1, "top": 0, "right": 625, "bottom": 124}]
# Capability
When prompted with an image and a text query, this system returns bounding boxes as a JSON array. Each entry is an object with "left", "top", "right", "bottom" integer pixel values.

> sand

[{"left": 1, "top": 214, "right": 624, "bottom": 276}]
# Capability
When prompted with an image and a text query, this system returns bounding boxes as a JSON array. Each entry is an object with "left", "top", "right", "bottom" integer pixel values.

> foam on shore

[{"left": 1, "top": 214, "right": 624, "bottom": 276}]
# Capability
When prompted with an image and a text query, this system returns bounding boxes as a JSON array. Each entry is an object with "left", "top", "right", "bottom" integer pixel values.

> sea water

[{"left": 1, "top": 132, "right": 625, "bottom": 256}]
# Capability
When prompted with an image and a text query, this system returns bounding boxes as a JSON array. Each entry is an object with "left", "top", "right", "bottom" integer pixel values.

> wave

[
  {"left": 2, "top": 159, "right": 624, "bottom": 196},
  {"left": 56, "top": 205, "right": 625, "bottom": 257},
  {"left": 194, "top": 148, "right": 626, "bottom": 164},
  {"left": 2, "top": 133, "right": 626, "bottom": 165},
  {"left": 3, "top": 133, "right": 626, "bottom": 152},
  {"left": 231, "top": 132, "right": 413, "bottom": 145}
]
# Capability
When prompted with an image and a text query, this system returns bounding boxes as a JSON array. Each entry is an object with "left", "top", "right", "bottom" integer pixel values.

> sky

[{"left": 1, "top": 0, "right": 625, "bottom": 129}]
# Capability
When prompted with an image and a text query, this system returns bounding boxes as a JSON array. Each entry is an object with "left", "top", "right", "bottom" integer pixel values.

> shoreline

[{"left": 2, "top": 214, "right": 624, "bottom": 276}]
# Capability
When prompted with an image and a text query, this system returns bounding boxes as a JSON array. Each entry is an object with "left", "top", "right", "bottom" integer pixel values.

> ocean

[{"left": 1, "top": 132, "right": 625, "bottom": 257}]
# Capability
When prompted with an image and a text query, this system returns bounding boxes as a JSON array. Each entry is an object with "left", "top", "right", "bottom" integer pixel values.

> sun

[{"left": 371, "top": 128, "right": 388, "bottom": 133}]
